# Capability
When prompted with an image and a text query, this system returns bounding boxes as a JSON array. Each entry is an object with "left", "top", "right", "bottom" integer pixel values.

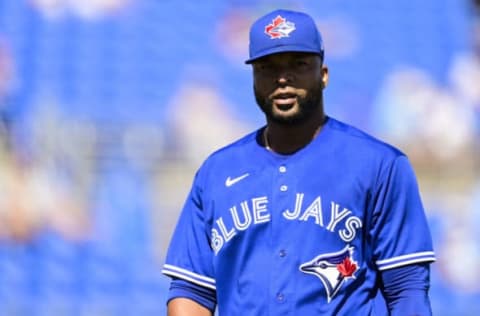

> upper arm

[
  {"left": 162, "top": 170, "right": 216, "bottom": 289},
  {"left": 370, "top": 156, "right": 436, "bottom": 270},
  {"left": 380, "top": 263, "right": 433, "bottom": 316},
  {"left": 162, "top": 169, "right": 217, "bottom": 312},
  {"left": 168, "top": 298, "right": 213, "bottom": 316}
]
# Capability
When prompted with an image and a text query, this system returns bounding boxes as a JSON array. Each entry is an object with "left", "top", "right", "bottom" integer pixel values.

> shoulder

[
  {"left": 326, "top": 117, "right": 405, "bottom": 159},
  {"left": 323, "top": 117, "right": 414, "bottom": 188},
  {"left": 193, "top": 129, "right": 262, "bottom": 182},
  {"left": 205, "top": 129, "right": 261, "bottom": 163}
]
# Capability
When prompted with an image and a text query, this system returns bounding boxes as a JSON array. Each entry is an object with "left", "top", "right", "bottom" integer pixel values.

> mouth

[{"left": 272, "top": 92, "right": 297, "bottom": 110}]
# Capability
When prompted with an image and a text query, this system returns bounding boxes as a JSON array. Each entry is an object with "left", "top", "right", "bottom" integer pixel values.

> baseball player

[{"left": 163, "top": 9, "right": 436, "bottom": 315}]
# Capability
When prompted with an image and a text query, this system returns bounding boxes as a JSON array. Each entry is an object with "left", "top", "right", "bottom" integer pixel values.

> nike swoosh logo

[{"left": 225, "top": 173, "right": 250, "bottom": 187}]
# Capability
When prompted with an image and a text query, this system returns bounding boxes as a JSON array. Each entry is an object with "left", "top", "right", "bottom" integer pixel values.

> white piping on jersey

[
  {"left": 376, "top": 251, "right": 435, "bottom": 264},
  {"left": 377, "top": 257, "right": 437, "bottom": 271},
  {"left": 376, "top": 251, "right": 436, "bottom": 271},
  {"left": 225, "top": 173, "right": 250, "bottom": 187},
  {"left": 162, "top": 264, "right": 216, "bottom": 289}
]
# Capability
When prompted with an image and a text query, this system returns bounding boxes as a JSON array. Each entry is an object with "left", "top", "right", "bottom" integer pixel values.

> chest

[{"left": 205, "top": 157, "right": 373, "bottom": 255}]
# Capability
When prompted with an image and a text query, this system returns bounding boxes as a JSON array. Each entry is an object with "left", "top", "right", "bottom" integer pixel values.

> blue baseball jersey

[{"left": 162, "top": 117, "right": 435, "bottom": 315}]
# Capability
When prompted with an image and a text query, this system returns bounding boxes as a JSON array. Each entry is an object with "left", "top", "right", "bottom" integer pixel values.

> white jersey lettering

[
  {"left": 327, "top": 202, "right": 351, "bottom": 232},
  {"left": 211, "top": 228, "right": 224, "bottom": 255},
  {"left": 217, "top": 217, "right": 236, "bottom": 242},
  {"left": 339, "top": 216, "right": 362, "bottom": 242},
  {"left": 211, "top": 194, "right": 364, "bottom": 255},
  {"left": 252, "top": 196, "right": 270, "bottom": 224},
  {"left": 299, "top": 196, "right": 324, "bottom": 226},
  {"left": 230, "top": 201, "right": 252, "bottom": 231},
  {"left": 283, "top": 193, "right": 304, "bottom": 219}
]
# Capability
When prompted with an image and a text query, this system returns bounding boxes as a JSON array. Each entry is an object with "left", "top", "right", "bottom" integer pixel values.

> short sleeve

[
  {"left": 162, "top": 170, "right": 216, "bottom": 290},
  {"left": 370, "top": 155, "right": 436, "bottom": 270}
]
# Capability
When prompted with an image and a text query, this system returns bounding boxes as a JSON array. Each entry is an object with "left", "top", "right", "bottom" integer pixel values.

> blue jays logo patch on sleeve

[
  {"left": 299, "top": 246, "right": 358, "bottom": 302},
  {"left": 265, "top": 15, "right": 296, "bottom": 39}
]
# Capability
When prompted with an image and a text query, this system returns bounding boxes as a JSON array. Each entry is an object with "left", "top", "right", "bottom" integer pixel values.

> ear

[{"left": 321, "top": 65, "right": 329, "bottom": 89}]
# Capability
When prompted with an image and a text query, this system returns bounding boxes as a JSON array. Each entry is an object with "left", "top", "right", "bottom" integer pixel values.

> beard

[{"left": 254, "top": 85, "right": 323, "bottom": 125}]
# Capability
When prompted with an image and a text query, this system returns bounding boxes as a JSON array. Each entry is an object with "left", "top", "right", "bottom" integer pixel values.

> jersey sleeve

[
  {"left": 168, "top": 278, "right": 217, "bottom": 312},
  {"left": 162, "top": 170, "right": 216, "bottom": 290},
  {"left": 370, "top": 155, "right": 436, "bottom": 271}
]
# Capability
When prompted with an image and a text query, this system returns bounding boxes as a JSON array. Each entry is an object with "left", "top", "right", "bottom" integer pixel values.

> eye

[
  {"left": 256, "top": 63, "right": 273, "bottom": 71},
  {"left": 295, "top": 59, "right": 310, "bottom": 67},
  {"left": 254, "top": 63, "right": 275, "bottom": 76}
]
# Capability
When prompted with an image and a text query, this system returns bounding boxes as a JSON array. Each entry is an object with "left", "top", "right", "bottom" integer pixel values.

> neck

[{"left": 264, "top": 112, "right": 326, "bottom": 154}]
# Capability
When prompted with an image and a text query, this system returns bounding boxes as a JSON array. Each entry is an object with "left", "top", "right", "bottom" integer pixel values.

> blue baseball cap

[{"left": 245, "top": 9, "right": 324, "bottom": 64}]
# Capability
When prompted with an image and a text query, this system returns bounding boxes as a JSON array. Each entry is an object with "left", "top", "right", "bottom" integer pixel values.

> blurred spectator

[
  {"left": 163, "top": 70, "right": 252, "bottom": 166},
  {"left": 371, "top": 67, "right": 476, "bottom": 165},
  {"left": 449, "top": 0, "right": 480, "bottom": 139},
  {"left": 0, "top": 111, "right": 93, "bottom": 242},
  {"left": 370, "top": 0, "right": 480, "bottom": 169},
  {"left": 0, "top": 43, "right": 94, "bottom": 241}
]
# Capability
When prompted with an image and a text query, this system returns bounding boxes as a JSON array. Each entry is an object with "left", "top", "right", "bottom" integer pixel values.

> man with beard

[{"left": 162, "top": 9, "right": 436, "bottom": 315}]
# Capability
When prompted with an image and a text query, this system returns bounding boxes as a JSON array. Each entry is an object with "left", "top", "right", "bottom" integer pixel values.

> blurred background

[{"left": 0, "top": 0, "right": 478, "bottom": 315}]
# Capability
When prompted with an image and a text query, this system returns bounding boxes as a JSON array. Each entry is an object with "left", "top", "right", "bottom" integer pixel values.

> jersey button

[
  {"left": 276, "top": 293, "right": 285, "bottom": 302},
  {"left": 279, "top": 166, "right": 287, "bottom": 173},
  {"left": 279, "top": 249, "right": 286, "bottom": 257},
  {"left": 280, "top": 185, "right": 288, "bottom": 191}
]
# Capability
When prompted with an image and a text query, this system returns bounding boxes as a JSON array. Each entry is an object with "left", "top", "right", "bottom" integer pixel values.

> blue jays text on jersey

[
  {"left": 210, "top": 192, "right": 363, "bottom": 254},
  {"left": 162, "top": 117, "right": 436, "bottom": 315}
]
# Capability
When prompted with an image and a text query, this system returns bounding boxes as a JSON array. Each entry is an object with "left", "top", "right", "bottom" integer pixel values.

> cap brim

[{"left": 245, "top": 45, "right": 323, "bottom": 64}]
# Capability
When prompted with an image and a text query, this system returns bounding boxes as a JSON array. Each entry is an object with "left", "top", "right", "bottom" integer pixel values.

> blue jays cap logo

[
  {"left": 265, "top": 15, "right": 296, "bottom": 39},
  {"left": 299, "top": 246, "right": 358, "bottom": 302}
]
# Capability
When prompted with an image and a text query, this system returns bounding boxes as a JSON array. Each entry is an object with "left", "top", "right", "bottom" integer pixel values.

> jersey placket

[{"left": 269, "top": 160, "right": 295, "bottom": 315}]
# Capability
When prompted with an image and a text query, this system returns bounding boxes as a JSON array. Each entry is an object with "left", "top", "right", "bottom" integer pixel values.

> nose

[{"left": 276, "top": 69, "right": 293, "bottom": 85}]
